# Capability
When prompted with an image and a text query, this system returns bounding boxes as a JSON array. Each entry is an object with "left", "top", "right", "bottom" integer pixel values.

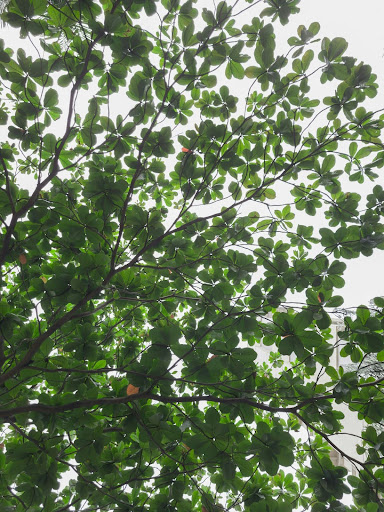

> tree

[{"left": 0, "top": 0, "right": 384, "bottom": 510}]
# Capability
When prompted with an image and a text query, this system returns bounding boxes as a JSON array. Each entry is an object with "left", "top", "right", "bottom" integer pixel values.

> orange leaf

[
  {"left": 126, "top": 384, "right": 140, "bottom": 396},
  {"left": 181, "top": 147, "right": 193, "bottom": 153},
  {"left": 18, "top": 254, "right": 27, "bottom": 265}
]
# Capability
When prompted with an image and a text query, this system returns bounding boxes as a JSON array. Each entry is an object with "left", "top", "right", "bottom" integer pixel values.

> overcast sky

[
  {"left": 291, "top": 1, "right": 384, "bottom": 307},
  {"left": 299, "top": 0, "right": 384, "bottom": 89}
]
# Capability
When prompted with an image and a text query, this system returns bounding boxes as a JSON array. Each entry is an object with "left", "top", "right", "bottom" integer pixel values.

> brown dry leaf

[
  {"left": 126, "top": 384, "right": 140, "bottom": 396},
  {"left": 18, "top": 254, "right": 27, "bottom": 265},
  {"left": 202, "top": 507, "right": 208, "bottom": 512},
  {"left": 40, "top": 276, "right": 47, "bottom": 284}
]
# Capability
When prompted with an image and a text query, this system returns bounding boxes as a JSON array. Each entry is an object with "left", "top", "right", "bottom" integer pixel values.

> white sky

[
  {"left": 293, "top": 1, "right": 384, "bottom": 307},
  {"left": 299, "top": 0, "right": 384, "bottom": 88}
]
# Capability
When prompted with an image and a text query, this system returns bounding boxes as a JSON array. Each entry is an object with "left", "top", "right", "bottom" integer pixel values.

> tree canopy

[{"left": 1, "top": 0, "right": 384, "bottom": 511}]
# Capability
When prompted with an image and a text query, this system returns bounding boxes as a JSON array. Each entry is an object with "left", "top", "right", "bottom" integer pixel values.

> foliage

[{"left": 0, "top": 0, "right": 384, "bottom": 510}]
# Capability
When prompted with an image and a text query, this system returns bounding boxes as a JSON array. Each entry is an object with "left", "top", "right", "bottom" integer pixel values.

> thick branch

[{"left": 0, "top": 392, "right": 304, "bottom": 420}]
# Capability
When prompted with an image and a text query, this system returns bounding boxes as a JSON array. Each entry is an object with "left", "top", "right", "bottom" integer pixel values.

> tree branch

[{"left": 0, "top": 391, "right": 331, "bottom": 420}]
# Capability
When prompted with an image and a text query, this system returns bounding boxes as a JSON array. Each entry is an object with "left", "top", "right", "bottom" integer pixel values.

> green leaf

[
  {"left": 205, "top": 407, "right": 220, "bottom": 425},
  {"left": 328, "top": 37, "right": 348, "bottom": 61},
  {"left": 293, "top": 310, "right": 313, "bottom": 332},
  {"left": 373, "top": 297, "right": 384, "bottom": 308},
  {"left": 44, "top": 88, "right": 59, "bottom": 108},
  {"left": 43, "top": 133, "right": 57, "bottom": 153},
  {"left": 0, "top": 109, "right": 8, "bottom": 125},
  {"left": 356, "top": 305, "right": 370, "bottom": 325},
  {"left": 326, "top": 295, "right": 344, "bottom": 307},
  {"left": 221, "top": 460, "right": 236, "bottom": 480},
  {"left": 279, "top": 335, "right": 295, "bottom": 355},
  {"left": 245, "top": 66, "right": 259, "bottom": 78},
  {"left": 230, "top": 61, "right": 245, "bottom": 79},
  {"left": 29, "top": 58, "right": 48, "bottom": 77},
  {"left": 57, "top": 74, "right": 72, "bottom": 87}
]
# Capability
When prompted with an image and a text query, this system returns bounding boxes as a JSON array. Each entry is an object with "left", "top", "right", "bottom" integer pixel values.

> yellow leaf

[
  {"left": 40, "top": 276, "right": 47, "bottom": 283},
  {"left": 126, "top": 384, "right": 140, "bottom": 396},
  {"left": 18, "top": 254, "right": 27, "bottom": 265}
]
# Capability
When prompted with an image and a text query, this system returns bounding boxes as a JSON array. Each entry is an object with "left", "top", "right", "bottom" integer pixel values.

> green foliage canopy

[{"left": 0, "top": 0, "right": 384, "bottom": 511}]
